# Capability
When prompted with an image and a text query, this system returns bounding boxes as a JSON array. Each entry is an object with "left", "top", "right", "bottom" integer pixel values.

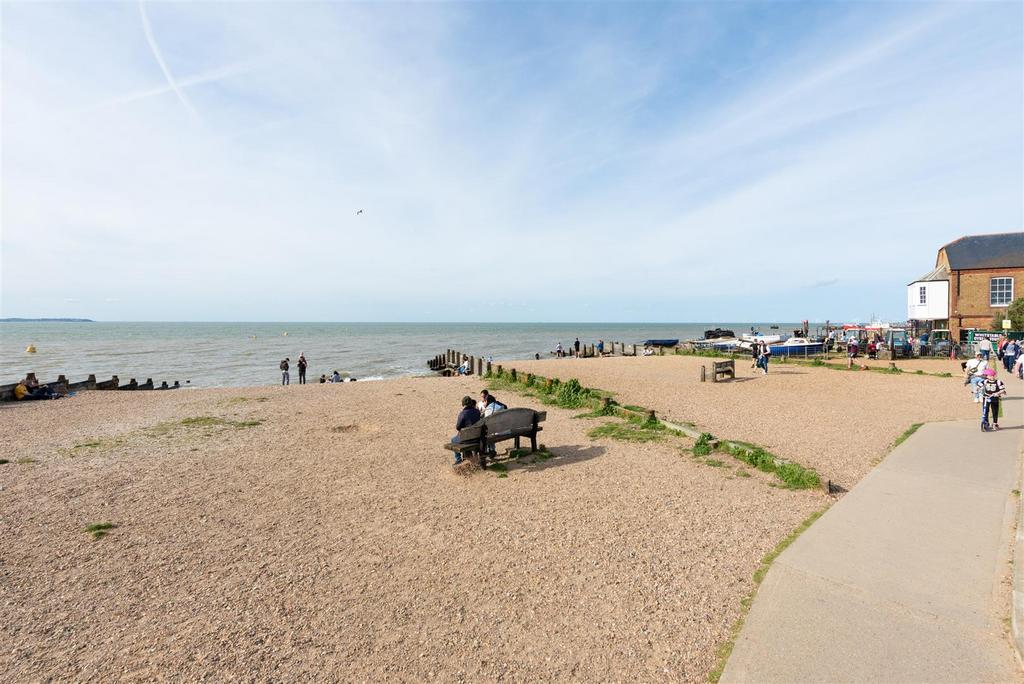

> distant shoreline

[{"left": 0, "top": 318, "right": 93, "bottom": 322}]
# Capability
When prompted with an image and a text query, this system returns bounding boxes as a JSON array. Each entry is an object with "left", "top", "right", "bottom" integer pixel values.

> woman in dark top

[
  {"left": 297, "top": 353, "right": 308, "bottom": 384},
  {"left": 451, "top": 396, "right": 482, "bottom": 464}
]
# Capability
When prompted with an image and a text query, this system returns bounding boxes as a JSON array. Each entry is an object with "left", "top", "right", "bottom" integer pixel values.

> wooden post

[
  {"left": 701, "top": 365, "right": 707, "bottom": 382},
  {"left": 602, "top": 396, "right": 612, "bottom": 413},
  {"left": 526, "top": 373, "right": 534, "bottom": 386},
  {"left": 496, "top": 365, "right": 503, "bottom": 377},
  {"left": 486, "top": 361, "right": 492, "bottom": 376},
  {"left": 510, "top": 368, "right": 517, "bottom": 382},
  {"left": 546, "top": 378, "right": 554, "bottom": 391},
  {"left": 647, "top": 410, "right": 656, "bottom": 423},
  {"left": 477, "top": 358, "right": 483, "bottom": 375}
]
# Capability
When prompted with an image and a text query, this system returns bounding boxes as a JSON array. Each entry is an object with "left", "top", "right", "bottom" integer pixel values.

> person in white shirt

[
  {"left": 967, "top": 353, "right": 988, "bottom": 402},
  {"left": 979, "top": 337, "right": 993, "bottom": 360}
]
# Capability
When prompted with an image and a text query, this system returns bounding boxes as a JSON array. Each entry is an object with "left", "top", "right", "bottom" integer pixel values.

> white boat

[{"left": 742, "top": 332, "right": 782, "bottom": 344}]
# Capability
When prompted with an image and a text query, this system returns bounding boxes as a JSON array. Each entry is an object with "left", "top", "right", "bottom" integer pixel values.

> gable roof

[
  {"left": 909, "top": 264, "right": 949, "bottom": 285},
  {"left": 940, "top": 232, "right": 1024, "bottom": 270}
]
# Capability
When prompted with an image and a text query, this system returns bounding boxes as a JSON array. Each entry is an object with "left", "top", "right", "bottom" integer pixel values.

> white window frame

[
  {"left": 990, "top": 277, "right": 1014, "bottom": 307},
  {"left": 919, "top": 286, "right": 927, "bottom": 305}
]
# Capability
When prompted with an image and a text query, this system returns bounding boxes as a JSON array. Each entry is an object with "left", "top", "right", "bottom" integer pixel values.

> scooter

[{"left": 981, "top": 396, "right": 991, "bottom": 432}]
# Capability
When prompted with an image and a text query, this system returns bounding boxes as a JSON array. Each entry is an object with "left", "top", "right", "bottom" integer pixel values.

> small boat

[
  {"left": 769, "top": 337, "right": 824, "bottom": 356},
  {"left": 704, "top": 328, "right": 735, "bottom": 340},
  {"left": 742, "top": 332, "right": 782, "bottom": 344},
  {"left": 644, "top": 339, "right": 679, "bottom": 347}
]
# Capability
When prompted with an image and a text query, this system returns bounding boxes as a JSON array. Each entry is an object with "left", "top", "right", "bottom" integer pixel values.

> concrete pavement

[{"left": 722, "top": 383, "right": 1024, "bottom": 683}]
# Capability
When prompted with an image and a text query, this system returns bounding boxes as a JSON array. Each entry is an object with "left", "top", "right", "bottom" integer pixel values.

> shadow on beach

[{"left": 500, "top": 444, "right": 606, "bottom": 473}]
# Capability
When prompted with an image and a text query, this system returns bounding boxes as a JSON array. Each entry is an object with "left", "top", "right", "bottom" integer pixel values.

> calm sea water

[{"left": 0, "top": 322, "right": 802, "bottom": 388}]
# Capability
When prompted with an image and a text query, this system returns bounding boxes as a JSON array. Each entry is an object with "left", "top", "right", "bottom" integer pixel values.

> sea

[{"left": 0, "top": 321, "right": 805, "bottom": 388}]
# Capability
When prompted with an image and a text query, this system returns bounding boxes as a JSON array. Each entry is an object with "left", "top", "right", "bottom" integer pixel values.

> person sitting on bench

[
  {"left": 450, "top": 396, "right": 481, "bottom": 464},
  {"left": 481, "top": 392, "right": 507, "bottom": 417}
]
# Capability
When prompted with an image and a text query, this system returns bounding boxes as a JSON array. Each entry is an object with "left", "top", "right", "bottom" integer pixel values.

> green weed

[
  {"left": 693, "top": 432, "right": 714, "bottom": 457},
  {"left": 85, "top": 522, "right": 117, "bottom": 540},
  {"left": 892, "top": 423, "right": 923, "bottom": 450}
]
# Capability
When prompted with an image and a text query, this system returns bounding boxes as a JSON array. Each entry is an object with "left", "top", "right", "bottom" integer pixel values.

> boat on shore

[
  {"left": 769, "top": 337, "right": 824, "bottom": 356},
  {"left": 742, "top": 332, "right": 782, "bottom": 344},
  {"left": 643, "top": 339, "right": 680, "bottom": 347}
]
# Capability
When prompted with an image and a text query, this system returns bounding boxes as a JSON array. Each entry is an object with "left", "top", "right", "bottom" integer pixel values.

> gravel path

[
  {"left": 0, "top": 378, "right": 821, "bottom": 681},
  {"left": 502, "top": 355, "right": 980, "bottom": 487}
]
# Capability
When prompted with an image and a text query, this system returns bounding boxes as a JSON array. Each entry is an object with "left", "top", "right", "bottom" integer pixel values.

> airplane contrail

[{"left": 138, "top": 0, "right": 199, "bottom": 119}]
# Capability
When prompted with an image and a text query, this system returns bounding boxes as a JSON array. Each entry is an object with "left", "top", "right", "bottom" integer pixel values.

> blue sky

[{"left": 1, "top": 1, "right": 1021, "bottom": 322}]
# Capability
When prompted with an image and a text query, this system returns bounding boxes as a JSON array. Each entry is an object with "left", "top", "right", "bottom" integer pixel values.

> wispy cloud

[
  {"left": 137, "top": 0, "right": 199, "bottom": 120},
  {"left": 1, "top": 1, "right": 1020, "bottom": 321}
]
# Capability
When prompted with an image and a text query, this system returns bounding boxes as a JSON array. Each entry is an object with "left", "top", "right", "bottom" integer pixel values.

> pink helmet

[{"left": 983, "top": 368, "right": 997, "bottom": 377}]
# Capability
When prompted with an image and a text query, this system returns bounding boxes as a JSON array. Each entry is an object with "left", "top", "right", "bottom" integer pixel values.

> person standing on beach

[
  {"left": 574, "top": 337, "right": 581, "bottom": 357},
  {"left": 297, "top": 353, "right": 307, "bottom": 384},
  {"left": 280, "top": 357, "right": 290, "bottom": 385}
]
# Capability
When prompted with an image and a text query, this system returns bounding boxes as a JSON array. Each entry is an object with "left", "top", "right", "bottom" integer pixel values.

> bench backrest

[
  {"left": 713, "top": 360, "right": 734, "bottom": 371},
  {"left": 458, "top": 408, "right": 545, "bottom": 441}
]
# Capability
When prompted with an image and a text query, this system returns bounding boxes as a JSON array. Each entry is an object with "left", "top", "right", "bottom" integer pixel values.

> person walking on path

[
  {"left": 297, "top": 353, "right": 307, "bottom": 384},
  {"left": 1002, "top": 339, "right": 1018, "bottom": 373},
  {"left": 280, "top": 357, "right": 290, "bottom": 385},
  {"left": 979, "top": 336, "right": 993, "bottom": 360},
  {"left": 980, "top": 368, "right": 1007, "bottom": 431}
]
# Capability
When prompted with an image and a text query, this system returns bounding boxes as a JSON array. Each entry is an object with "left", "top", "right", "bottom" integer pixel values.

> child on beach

[{"left": 980, "top": 369, "right": 1006, "bottom": 431}]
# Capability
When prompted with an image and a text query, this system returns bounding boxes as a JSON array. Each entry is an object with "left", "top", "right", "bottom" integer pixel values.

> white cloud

[{"left": 1, "top": 1, "right": 1020, "bottom": 321}]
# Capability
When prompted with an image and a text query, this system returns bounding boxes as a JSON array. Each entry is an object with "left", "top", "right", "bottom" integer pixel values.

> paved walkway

[{"left": 723, "top": 383, "right": 1024, "bottom": 683}]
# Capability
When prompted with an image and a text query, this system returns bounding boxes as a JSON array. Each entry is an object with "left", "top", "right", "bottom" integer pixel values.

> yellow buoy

[
  {"left": 26, "top": 344, "right": 37, "bottom": 353},
  {"left": 283, "top": 331, "right": 289, "bottom": 336}
]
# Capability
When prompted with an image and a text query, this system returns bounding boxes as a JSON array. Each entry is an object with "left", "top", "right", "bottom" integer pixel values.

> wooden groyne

[
  {"left": 426, "top": 342, "right": 642, "bottom": 376},
  {"left": 0, "top": 372, "right": 185, "bottom": 402}
]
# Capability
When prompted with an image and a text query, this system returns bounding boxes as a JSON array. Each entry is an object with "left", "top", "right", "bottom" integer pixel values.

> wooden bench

[
  {"left": 444, "top": 408, "right": 547, "bottom": 468},
  {"left": 702, "top": 359, "right": 735, "bottom": 382}
]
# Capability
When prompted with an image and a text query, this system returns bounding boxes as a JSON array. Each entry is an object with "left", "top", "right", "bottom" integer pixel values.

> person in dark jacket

[
  {"left": 297, "top": 353, "right": 307, "bottom": 384},
  {"left": 450, "top": 396, "right": 482, "bottom": 464}
]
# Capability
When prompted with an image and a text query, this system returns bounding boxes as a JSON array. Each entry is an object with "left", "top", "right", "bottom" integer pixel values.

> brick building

[{"left": 907, "top": 232, "right": 1024, "bottom": 340}]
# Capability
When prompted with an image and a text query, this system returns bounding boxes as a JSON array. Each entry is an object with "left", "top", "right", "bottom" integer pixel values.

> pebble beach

[{"left": 0, "top": 354, "right": 977, "bottom": 680}]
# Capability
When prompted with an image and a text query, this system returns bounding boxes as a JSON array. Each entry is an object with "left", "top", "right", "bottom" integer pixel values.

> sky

[{"left": 1, "top": 0, "right": 1022, "bottom": 323}]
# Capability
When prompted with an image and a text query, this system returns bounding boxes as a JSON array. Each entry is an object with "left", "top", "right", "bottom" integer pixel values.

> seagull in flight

[{"left": 356, "top": 209, "right": 363, "bottom": 216}]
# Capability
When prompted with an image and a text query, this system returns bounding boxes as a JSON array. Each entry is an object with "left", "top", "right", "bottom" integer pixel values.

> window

[
  {"left": 990, "top": 277, "right": 1013, "bottom": 307},
  {"left": 919, "top": 286, "right": 927, "bottom": 305}
]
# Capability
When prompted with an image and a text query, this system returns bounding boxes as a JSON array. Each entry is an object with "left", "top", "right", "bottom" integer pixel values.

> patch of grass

[
  {"left": 915, "top": 370, "right": 924, "bottom": 375},
  {"left": 937, "top": 372, "right": 953, "bottom": 377},
  {"left": 693, "top": 432, "right": 714, "bottom": 457},
  {"left": 331, "top": 425, "right": 357, "bottom": 433},
  {"left": 735, "top": 469, "right": 751, "bottom": 478},
  {"left": 16, "top": 457, "right": 38, "bottom": 464},
  {"left": 489, "top": 462, "right": 508, "bottom": 472},
  {"left": 709, "top": 507, "right": 828, "bottom": 683},
  {"left": 703, "top": 458, "right": 726, "bottom": 468},
  {"left": 554, "top": 378, "right": 591, "bottom": 409},
  {"left": 588, "top": 422, "right": 666, "bottom": 443},
  {"left": 222, "top": 396, "right": 269, "bottom": 406},
  {"left": 496, "top": 472, "right": 508, "bottom": 478},
  {"left": 85, "top": 522, "right": 117, "bottom": 540},
  {"left": 147, "top": 416, "right": 264, "bottom": 437},
  {"left": 718, "top": 442, "right": 821, "bottom": 490},
  {"left": 621, "top": 404, "right": 648, "bottom": 413},
  {"left": 70, "top": 437, "right": 125, "bottom": 452},
  {"left": 892, "top": 423, "right": 923, "bottom": 450}
]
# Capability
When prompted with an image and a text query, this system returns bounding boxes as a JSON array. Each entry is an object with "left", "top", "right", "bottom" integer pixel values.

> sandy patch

[{"left": 0, "top": 377, "right": 821, "bottom": 681}]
